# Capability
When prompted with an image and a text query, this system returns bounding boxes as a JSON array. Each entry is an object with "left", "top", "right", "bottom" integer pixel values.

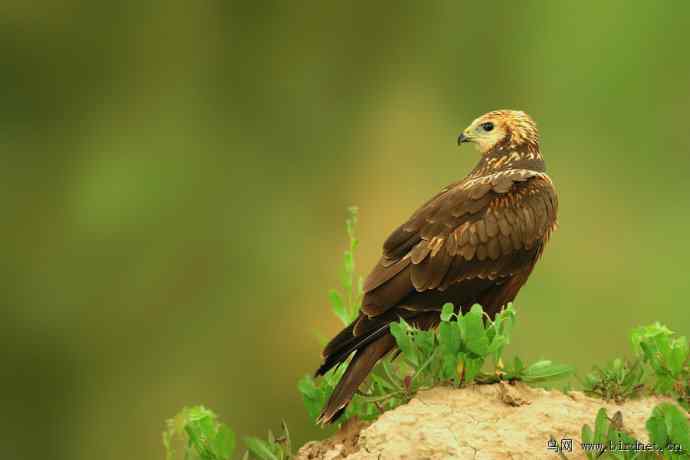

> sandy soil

[{"left": 296, "top": 382, "right": 686, "bottom": 459}]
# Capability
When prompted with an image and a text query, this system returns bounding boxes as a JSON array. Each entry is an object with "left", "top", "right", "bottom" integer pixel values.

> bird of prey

[{"left": 316, "top": 109, "right": 558, "bottom": 424}]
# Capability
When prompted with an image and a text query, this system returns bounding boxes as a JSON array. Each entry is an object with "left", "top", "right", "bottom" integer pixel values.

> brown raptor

[{"left": 316, "top": 110, "right": 558, "bottom": 424}]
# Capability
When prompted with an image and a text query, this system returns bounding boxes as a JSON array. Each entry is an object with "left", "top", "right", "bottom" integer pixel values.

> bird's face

[{"left": 458, "top": 110, "right": 538, "bottom": 155}]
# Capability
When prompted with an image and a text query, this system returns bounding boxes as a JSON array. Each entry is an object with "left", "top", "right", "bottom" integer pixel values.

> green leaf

[
  {"left": 463, "top": 356, "right": 484, "bottom": 383},
  {"left": 244, "top": 437, "right": 279, "bottom": 460},
  {"left": 668, "top": 337, "right": 689, "bottom": 376},
  {"left": 647, "top": 403, "right": 690, "bottom": 452},
  {"left": 513, "top": 356, "right": 524, "bottom": 374},
  {"left": 594, "top": 408, "right": 609, "bottom": 445},
  {"left": 212, "top": 425, "right": 235, "bottom": 460},
  {"left": 666, "top": 407, "right": 690, "bottom": 451},
  {"left": 441, "top": 353, "right": 459, "bottom": 382},
  {"left": 631, "top": 322, "right": 673, "bottom": 345},
  {"left": 581, "top": 423, "right": 593, "bottom": 443},
  {"left": 439, "top": 322, "right": 461, "bottom": 355},
  {"left": 415, "top": 329, "right": 436, "bottom": 356},
  {"left": 522, "top": 360, "right": 574, "bottom": 383},
  {"left": 487, "top": 335, "right": 507, "bottom": 356},
  {"left": 163, "top": 406, "right": 236, "bottom": 460},
  {"left": 495, "top": 305, "right": 517, "bottom": 333},
  {"left": 581, "top": 424, "right": 595, "bottom": 460},
  {"left": 328, "top": 290, "right": 349, "bottom": 325},
  {"left": 370, "top": 372, "right": 399, "bottom": 392},
  {"left": 298, "top": 375, "right": 327, "bottom": 422},
  {"left": 341, "top": 251, "right": 354, "bottom": 290},
  {"left": 390, "top": 321, "right": 418, "bottom": 366},
  {"left": 462, "top": 304, "right": 489, "bottom": 356},
  {"left": 655, "top": 375, "right": 676, "bottom": 395},
  {"left": 440, "top": 303, "right": 455, "bottom": 322},
  {"left": 646, "top": 412, "right": 668, "bottom": 448}
]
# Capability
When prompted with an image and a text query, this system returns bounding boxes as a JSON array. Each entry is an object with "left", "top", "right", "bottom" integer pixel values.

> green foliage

[
  {"left": 300, "top": 300, "right": 574, "bottom": 426},
  {"left": 163, "top": 407, "right": 294, "bottom": 460},
  {"left": 328, "top": 206, "right": 363, "bottom": 327},
  {"left": 392, "top": 304, "right": 573, "bottom": 387},
  {"left": 298, "top": 364, "right": 376, "bottom": 424},
  {"left": 582, "top": 358, "right": 645, "bottom": 403},
  {"left": 242, "top": 422, "right": 293, "bottom": 460},
  {"left": 436, "top": 304, "right": 507, "bottom": 384},
  {"left": 632, "top": 323, "right": 690, "bottom": 410},
  {"left": 646, "top": 403, "right": 690, "bottom": 458},
  {"left": 163, "top": 406, "right": 235, "bottom": 460},
  {"left": 297, "top": 342, "right": 394, "bottom": 424},
  {"left": 505, "top": 357, "right": 576, "bottom": 384},
  {"left": 578, "top": 323, "right": 690, "bottom": 459},
  {"left": 298, "top": 207, "right": 386, "bottom": 424},
  {"left": 580, "top": 322, "right": 690, "bottom": 412},
  {"left": 347, "top": 303, "right": 572, "bottom": 420},
  {"left": 581, "top": 405, "right": 689, "bottom": 460},
  {"left": 581, "top": 408, "right": 643, "bottom": 460}
]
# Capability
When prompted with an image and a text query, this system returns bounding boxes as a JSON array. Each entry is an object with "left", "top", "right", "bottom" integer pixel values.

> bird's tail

[
  {"left": 315, "top": 310, "right": 438, "bottom": 424},
  {"left": 316, "top": 329, "right": 395, "bottom": 425}
]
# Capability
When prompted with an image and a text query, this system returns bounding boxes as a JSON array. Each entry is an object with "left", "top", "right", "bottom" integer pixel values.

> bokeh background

[{"left": 2, "top": 1, "right": 690, "bottom": 459}]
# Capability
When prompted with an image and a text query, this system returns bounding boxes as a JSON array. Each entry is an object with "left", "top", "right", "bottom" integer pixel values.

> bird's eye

[{"left": 481, "top": 122, "right": 494, "bottom": 132}]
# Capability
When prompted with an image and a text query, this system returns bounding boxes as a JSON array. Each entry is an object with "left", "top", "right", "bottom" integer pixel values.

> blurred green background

[{"left": 2, "top": 1, "right": 689, "bottom": 459}]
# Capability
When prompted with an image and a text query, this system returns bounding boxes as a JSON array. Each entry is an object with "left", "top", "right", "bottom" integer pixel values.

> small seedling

[
  {"left": 581, "top": 408, "right": 649, "bottom": 460},
  {"left": 582, "top": 358, "right": 646, "bottom": 403},
  {"left": 581, "top": 404, "right": 690, "bottom": 460},
  {"left": 163, "top": 406, "right": 235, "bottom": 460},
  {"left": 298, "top": 207, "right": 390, "bottom": 424},
  {"left": 328, "top": 206, "right": 363, "bottom": 327},
  {"left": 646, "top": 403, "right": 690, "bottom": 459},
  {"left": 242, "top": 421, "right": 293, "bottom": 460},
  {"left": 631, "top": 323, "right": 690, "bottom": 410},
  {"left": 501, "top": 355, "right": 576, "bottom": 385},
  {"left": 392, "top": 302, "right": 573, "bottom": 388},
  {"left": 162, "top": 406, "right": 295, "bottom": 460}
]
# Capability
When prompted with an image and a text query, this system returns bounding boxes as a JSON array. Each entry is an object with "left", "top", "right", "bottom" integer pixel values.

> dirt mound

[{"left": 296, "top": 382, "right": 685, "bottom": 459}]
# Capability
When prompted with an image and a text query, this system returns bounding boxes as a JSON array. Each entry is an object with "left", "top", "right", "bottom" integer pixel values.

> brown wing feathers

[{"left": 316, "top": 173, "right": 557, "bottom": 424}]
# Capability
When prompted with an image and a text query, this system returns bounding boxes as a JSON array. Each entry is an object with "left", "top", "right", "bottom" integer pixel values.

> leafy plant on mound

[
  {"left": 581, "top": 405, "right": 689, "bottom": 459},
  {"left": 580, "top": 323, "right": 690, "bottom": 459},
  {"left": 631, "top": 323, "right": 690, "bottom": 411},
  {"left": 163, "top": 406, "right": 293, "bottom": 460}
]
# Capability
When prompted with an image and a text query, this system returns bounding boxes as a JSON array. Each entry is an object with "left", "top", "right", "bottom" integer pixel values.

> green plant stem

[
  {"left": 411, "top": 349, "right": 438, "bottom": 385},
  {"left": 382, "top": 360, "right": 404, "bottom": 391}
]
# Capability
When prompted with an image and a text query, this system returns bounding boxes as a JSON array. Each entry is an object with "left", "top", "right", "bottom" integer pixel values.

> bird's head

[{"left": 458, "top": 110, "right": 539, "bottom": 155}]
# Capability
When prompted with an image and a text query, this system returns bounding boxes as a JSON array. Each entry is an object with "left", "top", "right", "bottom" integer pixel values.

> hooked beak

[{"left": 457, "top": 131, "right": 471, "bottom": 145}]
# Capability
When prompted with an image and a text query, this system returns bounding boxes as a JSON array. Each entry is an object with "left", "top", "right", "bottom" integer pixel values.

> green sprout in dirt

[
  {"left": 581, "top": 405, "right": 690, "bottom": 460},
  {"left": 578, "top": 323, "right": 690, "bottom": 459},
  {"left": 580, "top": 322, "right": 690, "bottom": 412},
  {"left": 163, "top": 406, "right": 235, "bottom": 460},
  {"left": 388, "top": 303, "right": 573, "bottom": 390},
  {"left": 582, "top": 358, "right": 646, "bottom": 403},
  {"left": 242, "top": 422, "right": 293, "bottom": 460},
  {"left": 581, "top": 408, "right": 645, "bottom": 460},
  {"left": 645, "top": 403, "right": 690, "bottom": 459},
  {"left": 329, "top": 205, "right": 364, "bottom": 326},
  {"left": 299, "top": 207, "right": 391, "bottom": 423},
  {"left": 632, "top": 323, "right": 690, "bottom": 410},
  {"left": 163, "top": 406, "right": 293, "bottom": 460}
]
